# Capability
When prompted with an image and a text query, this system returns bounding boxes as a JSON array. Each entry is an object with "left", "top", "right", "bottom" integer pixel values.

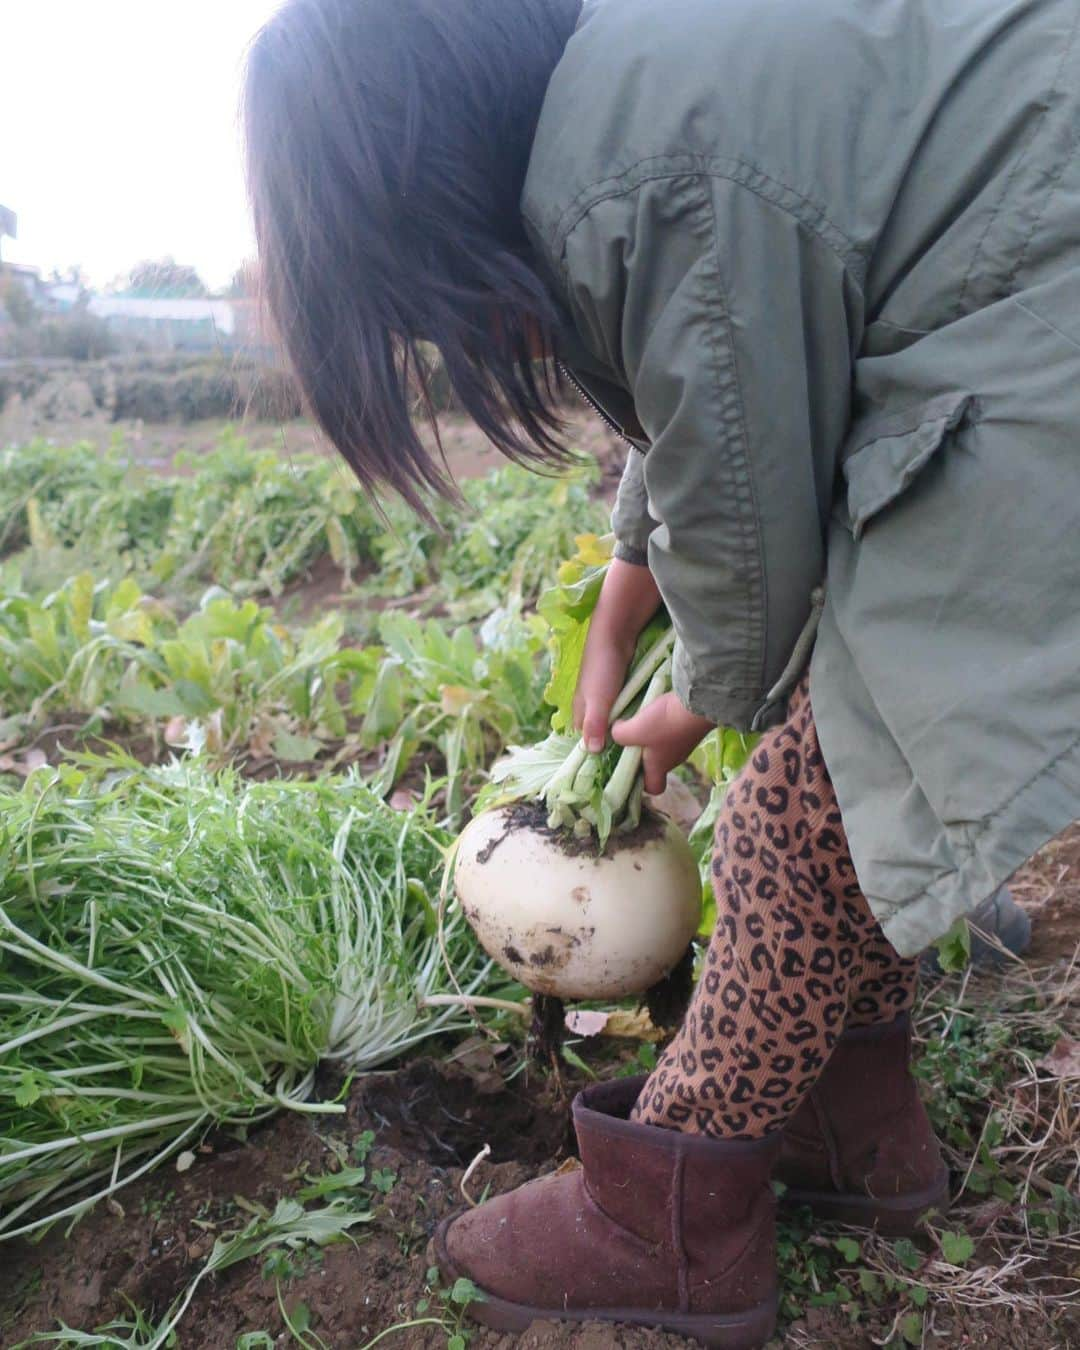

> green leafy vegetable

[
  {"left": 0, "top": 761, "right": 492, "bottom": 1241},
  {"left": 478, "top": 535, "right": 680, "bottom": 845},
  {"left": 536, "top": 532, "right": 613, "bottom": 734},
  {"left": 688, "top": 727, "right": 759, "bottom": 935},
  {"left": 480, "top": 533, "right": 761, "bottom": 852},
  {"left": 933, "top": 916, "right": 972, "bottom": 973}
]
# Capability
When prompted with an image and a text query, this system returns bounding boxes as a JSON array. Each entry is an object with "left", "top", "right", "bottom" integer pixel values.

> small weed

[
  {"left": 370, "top": 1168, "right": 397, "bottom": 1196},
  {"left": 276, "top": 1288, "right": 329, "bottom": 1350},
  {"left": 353, "top": 1130, "right": 376, "bottom": 1164},
  {"left": 353, "top": 1268, "right": 486, "bottom": 1350},
  {"left": 139, "top": 1188, "right": 176, "bottom": 1223},
  {"left": 614, "top": 1040, "right": 659, "bottom": 1079},
  {"left": 262, "top": 1245, "right": 324, "bottom": 1284},
  {"left": 415, "top": 1268, "right": 486, "bottom": 1350},
  {"left": 236, "top": 1333, "right": 275, "bottom": 1350}
]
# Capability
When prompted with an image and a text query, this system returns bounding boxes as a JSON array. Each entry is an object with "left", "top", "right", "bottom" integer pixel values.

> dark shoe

[
  {"left": 920, "top": 885, "right": 1031, "bottom": 974},
  {"left": 777, "top": 1015, "right": 949, "bottom": 1235},
  {"left": 433, "top": 1076, "right": 780, "bottom": 1348}
]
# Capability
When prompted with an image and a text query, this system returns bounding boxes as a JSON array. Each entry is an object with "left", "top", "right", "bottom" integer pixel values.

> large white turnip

[{"left": 454, "top": 802, "right": 702, "bottom": 1000}]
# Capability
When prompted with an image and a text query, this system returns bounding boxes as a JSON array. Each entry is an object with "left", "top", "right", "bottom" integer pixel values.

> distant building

[
  {"left": 86, "top": 296, "right": 238, "bottom": 351},
  {"left": 44, "top": 282, "right": 81, "bottom": 312},
  {"left": 0, "top": 263, "right": 77, "bottom": 312}
]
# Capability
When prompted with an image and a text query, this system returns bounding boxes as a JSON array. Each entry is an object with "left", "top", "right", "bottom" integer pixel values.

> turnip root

[{"left": 455, "top": 803, "right": 701, "bottom": 1000}]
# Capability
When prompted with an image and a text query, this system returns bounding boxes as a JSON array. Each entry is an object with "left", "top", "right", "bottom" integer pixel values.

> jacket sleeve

[{"left": 560, "top": 173, "right": 857, "bottom": 729}]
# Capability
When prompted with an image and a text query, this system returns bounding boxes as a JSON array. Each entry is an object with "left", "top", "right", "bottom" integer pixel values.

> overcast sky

[{"left": 2, "top": 1, "right": 282, "bottom": 291}]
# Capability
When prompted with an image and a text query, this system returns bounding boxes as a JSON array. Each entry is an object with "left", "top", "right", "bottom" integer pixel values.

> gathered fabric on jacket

[{"left": 522, "top": 0, "right": 1080, "bottom": 955}]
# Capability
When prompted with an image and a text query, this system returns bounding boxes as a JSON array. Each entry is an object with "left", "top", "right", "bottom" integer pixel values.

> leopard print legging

[{"left": 632, "top": 675, "right": 918, "bottom": 1141}]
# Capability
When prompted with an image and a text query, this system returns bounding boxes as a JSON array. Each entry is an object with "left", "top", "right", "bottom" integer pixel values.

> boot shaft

[
  {"left": 779, "top": 1015, "right": 945, "bottom": 1197},
  {"left": 575, "top": 1077, "right": 780, "bottom": 1301}
]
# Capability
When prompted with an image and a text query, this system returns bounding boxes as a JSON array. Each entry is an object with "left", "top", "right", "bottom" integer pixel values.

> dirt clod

[
  {"left": 643, "top": 944, "right": 696, "bottom": 1032},
  {"left": 499, "top": 800, "right": 669, "bottom": 860}
]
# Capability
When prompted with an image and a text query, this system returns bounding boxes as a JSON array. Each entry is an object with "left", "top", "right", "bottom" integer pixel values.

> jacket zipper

[{"left": 558, "top": 361, "right": 638, "bottom": 452}]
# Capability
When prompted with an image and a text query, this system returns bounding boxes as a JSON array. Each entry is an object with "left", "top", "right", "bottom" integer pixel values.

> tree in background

[
  {"left": 226, "top": 260, "right": 259, "bottom": 300},
  {"left": 1, "top": 264, "right": 113, "bottom": 361},
  {"left": 0, "top": 276, "right": 37, "bottom": 328},
  {"left": 48, "top": 266, "right": 90, "bottom": 296},
  {"left": 118, "top": 258, "right": 210, "bottom": 300}
]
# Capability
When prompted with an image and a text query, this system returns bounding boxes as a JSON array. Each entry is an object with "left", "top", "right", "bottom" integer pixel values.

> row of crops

[{"left": 0, "top": 437, "right": 609, "bottom": 797}]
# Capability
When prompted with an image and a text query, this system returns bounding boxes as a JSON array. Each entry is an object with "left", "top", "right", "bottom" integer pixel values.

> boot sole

[
  {"left": 781, "top": 1167, "right": 950, "bottom": 1236},
  {"left": 432, "top": 1218, "right": 777, "bottom": 1349}
]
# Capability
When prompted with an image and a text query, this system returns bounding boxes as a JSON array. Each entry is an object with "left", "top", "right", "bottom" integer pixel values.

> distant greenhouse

[{"left": 87, "top": 296, "right": 249, "bottom": 352}]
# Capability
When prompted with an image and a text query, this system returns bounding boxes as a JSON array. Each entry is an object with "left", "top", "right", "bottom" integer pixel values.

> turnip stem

[
  {"left": 609, "top": 628, "right": 676, "bottom": 724},
  {"left": 544, "top": 739, "right": 589, "bottom": 811},
  {"left": 604, "top": 745, "right": 642, "bottom": 816},
  {"left": 495, "top": 623, "right": 677, "bottom": 844},
  {"left": 547, "top": 802, "right": 574, "bottom": 831},
  {"left": 571, "top": 753, "right": 600, "bottom": 797},
  {"left": 624, "top": 776, "right": 645, "bottom": 833},
  {"left": 544, "top": 630, "right": 675, "bottom": 825},
  {"left": 602, "top": 658, "right": 672, "bottom": 823}
]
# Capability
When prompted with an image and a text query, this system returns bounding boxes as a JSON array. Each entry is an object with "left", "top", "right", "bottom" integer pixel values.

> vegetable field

[{"left": 1, "top": 420, "right": 1078, "bottom": 1349}]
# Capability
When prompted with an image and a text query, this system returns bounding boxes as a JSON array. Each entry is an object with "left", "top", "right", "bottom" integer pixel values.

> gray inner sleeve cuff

[{"left": 613, "top": 540, "right": 650, "bottom": 567}]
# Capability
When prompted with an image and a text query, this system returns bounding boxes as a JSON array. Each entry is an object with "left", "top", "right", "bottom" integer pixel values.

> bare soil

[
  {"left": 5, "top": 1032, "right": 1076, "bottom": 1350},
  {"left": 2, "top": 1055, "right": 694, "bottom": 1350}
]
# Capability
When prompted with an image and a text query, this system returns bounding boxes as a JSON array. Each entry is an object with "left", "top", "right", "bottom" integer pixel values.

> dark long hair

[{"left": 244, "top": 0, "right": 581, "bottom": 512}]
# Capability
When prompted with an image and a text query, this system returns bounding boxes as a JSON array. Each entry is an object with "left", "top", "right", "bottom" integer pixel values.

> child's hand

[
  {"left": 612, "top": 692, "right": 715, "bottom": 795},
  {"left": 573, "top": 559, "right": 662, "bottom": 753}
]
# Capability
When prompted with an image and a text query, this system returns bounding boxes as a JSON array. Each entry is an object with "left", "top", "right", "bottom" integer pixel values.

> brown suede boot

[
  {"left": 433, "top": 1076, "right": 780, "bottom": 1348},
  {"left": 776, "top": 1015, "right": 950, "bottom": 1235}
]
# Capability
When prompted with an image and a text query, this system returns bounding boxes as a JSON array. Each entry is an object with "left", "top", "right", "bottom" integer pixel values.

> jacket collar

[{"left": 555, "top": 312, "right": 651, "bottom": 449}]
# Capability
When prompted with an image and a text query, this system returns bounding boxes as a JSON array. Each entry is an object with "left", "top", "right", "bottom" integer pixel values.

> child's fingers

[
  {"left": 611, "top": 701, "right": 659, "bottom": 748},
  {"left": 641, "top": 749, "right": 669, "bottom": 796},
  {"left": 576, "top": 648, "right": 629, "bottom": 751},
  {"left": 614, "top": 707, "right": 670, "bottom": 792},
  {"left": 582, "top": 702, "right": 610, "bottom": 754}
]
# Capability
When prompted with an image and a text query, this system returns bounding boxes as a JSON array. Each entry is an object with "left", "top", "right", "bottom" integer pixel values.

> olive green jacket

[{"left": 522, "top": 0, "right": 1080, "bottom": 956}]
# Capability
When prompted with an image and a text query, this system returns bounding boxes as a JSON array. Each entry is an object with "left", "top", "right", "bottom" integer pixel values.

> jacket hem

[{"left": 872, "top": 729, "right": 1080, "bottom": 957}]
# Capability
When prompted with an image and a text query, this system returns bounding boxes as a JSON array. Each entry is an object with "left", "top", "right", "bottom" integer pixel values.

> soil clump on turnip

[{"left": 476, "top": 800, "right": 668, "bottom": 864}]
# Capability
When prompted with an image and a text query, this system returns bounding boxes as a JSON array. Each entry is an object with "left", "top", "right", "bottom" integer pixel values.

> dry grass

[
  {"left": 778, "top": 891, "right": 1079, "bottom": 1346},
  {"left": 895, "top": 953, "right": 1080, "bottom": 1336}
]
